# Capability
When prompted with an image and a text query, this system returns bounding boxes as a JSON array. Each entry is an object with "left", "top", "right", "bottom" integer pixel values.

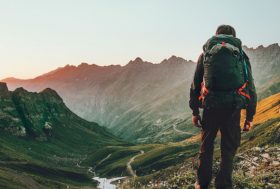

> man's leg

[
  {"left": 215, "top": 109, "right": 241, "bottom": 189},
  {"left": 197, "top": 109, "right": 219, "bottom": 188}
]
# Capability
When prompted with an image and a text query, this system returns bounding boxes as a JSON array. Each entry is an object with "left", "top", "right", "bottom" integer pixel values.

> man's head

[{"left": 216, "top": 25, "right": 236, "bottom": 37}]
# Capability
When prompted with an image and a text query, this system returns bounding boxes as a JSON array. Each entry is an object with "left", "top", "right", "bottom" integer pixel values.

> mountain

[
  {"left": 0, "top": 82, "right": 126, "bottom": 188},
  {"left": 0, "top": 83, "right": 207, "bottom": 188},
  {"left": 2, "top": 44, "right": 280, "bottom": 143},
  {"left": 243, "top": 43, "right": 280, "bottom": 99},
  {"left": 0, "top": 82, "right": 122, "bottom": 144},
  {"left": 0, "top": 83, "right": 208, "bottom": 188},
  {"left": 2, "top": 56, "right": 196, "bottom": 143}
]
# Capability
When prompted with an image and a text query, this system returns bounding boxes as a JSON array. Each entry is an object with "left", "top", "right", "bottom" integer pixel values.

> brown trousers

[{"left": 197, "top": 108, "right": 241, "bottom": 189}]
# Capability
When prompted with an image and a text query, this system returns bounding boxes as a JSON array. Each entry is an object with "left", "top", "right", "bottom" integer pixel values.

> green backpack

[{"left": 199, "top": 34, "right": 250, "bottom": 109}]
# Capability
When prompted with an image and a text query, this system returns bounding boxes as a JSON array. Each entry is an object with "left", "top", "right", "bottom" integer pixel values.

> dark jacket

[{"left": 189, "top": 52, "right": 257, "bottom": 121}]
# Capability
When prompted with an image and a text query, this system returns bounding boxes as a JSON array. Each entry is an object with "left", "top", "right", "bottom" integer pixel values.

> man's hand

[
  {"left": 243, "top": 120, "right": 253, "bottom": 132},
  {"left": 192, "top": 115, "right": 202, "bottom": 128}
]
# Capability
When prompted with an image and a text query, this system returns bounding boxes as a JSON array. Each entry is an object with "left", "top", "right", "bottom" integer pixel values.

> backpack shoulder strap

[{"left": 240, "top": 50, "right": 249, "bottom": 82}]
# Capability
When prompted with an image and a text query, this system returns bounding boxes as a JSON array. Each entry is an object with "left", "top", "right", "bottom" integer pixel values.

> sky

[{"left": 0, "top": 0, "right": 279, "bottom": 79}]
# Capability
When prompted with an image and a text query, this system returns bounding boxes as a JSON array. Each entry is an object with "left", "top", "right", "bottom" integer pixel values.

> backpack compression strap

[
  {"left": 198, "top": 82, "right": 209, "bottom": 101},
  {"left": 239, "top": 50, "right": 250, "bottom": 99},
  {"left": 237, "top": 82, "right": 251, "bottom": 99},
  {"left": 240, "top": 50, "right": 249, "bottom": 82}
]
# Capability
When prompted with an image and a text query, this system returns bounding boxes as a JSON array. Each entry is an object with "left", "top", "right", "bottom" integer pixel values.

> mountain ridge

[
  {"left": 1, "top": 55, "right": 194, "bottom": 82},
  {"left": 2, "top": 43, "right": 280, "bottom": 143},
  {"left": 2, "top": 43, "right": 279, "bottom": 81}
]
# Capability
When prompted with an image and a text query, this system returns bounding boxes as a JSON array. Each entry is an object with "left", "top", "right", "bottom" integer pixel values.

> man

[{"left": 189, "top": 25, "right": 257, "bottom": 189}]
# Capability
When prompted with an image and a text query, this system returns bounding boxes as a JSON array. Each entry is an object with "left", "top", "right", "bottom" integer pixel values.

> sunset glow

[{"left": 0, "top": 0, "right": 279, "bottom": 79}]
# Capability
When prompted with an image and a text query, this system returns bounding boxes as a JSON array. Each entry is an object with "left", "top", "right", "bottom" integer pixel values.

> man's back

[{"left": 190, "top": 25, "right": 257, "bottom": 189}]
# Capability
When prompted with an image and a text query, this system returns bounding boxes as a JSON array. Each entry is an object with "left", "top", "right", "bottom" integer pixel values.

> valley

[
  {"left": 0, "top": 83, "right": 202, "bottom": 188},
  {"left": 0, "top": 81, "right": 279, "bottom": 188},
  {"left": 0, "top": 44, "right": 279, "bottom": 188}
]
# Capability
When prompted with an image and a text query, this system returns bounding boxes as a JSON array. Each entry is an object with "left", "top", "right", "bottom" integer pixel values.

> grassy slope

[
  {"left": 0, "top": 87, "right": 127, "bottom": 188},
  {"left": 0, "top": 86, "right": 200, "bottom": 188},
  {"left": 118, "top": 92, "right": 280, "bottom": 188},
  {"left": 0, "top": 133, "right": 97, "bottom": 189},
  {"left": 0, "top": 118, "right": 128, "bottom": 189},
  {"left": 86, "top": 92, "right": 280, "bottom": 178},
  {"left": 1, "top": 90, "right": 279, "bottom": 188},
  {"left": 241, "top": 92, "right": 280, "bottom": 125}
]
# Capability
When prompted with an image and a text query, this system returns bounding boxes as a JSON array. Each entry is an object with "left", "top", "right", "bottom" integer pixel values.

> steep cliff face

[
  {"left": 0, "top": 82, "right": 26, "bottom": 136},
  {"left": 2, "top": 44, "right": 280, "bottom": 143}
]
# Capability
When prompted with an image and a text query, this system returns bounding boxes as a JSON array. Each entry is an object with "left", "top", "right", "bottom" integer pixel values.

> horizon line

[{"left": 1, "top": 42, "right": 279, "bottom": 81}]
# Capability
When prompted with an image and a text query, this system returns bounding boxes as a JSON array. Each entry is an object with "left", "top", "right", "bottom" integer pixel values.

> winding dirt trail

[
  {"left": 96, "top": 153, "right": 112, "bottom": 168},
  {"left": 127, "top": 150, "right": 144, "bottom": 177},
  {"left": 173, "top": 124, "right": 195, "bottom": 135},
  {"left": 87, "top": 153, "right": 112, "bottom": 175}
]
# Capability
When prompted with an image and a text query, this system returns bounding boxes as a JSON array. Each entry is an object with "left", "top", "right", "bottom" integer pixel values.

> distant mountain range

[{"left": 2, "top": 43, "right": 280, "bottom": 143}]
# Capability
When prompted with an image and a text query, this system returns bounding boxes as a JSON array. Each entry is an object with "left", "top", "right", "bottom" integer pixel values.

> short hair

[{"left": 216, "top": 25, "right": 236, "bottom": 37}]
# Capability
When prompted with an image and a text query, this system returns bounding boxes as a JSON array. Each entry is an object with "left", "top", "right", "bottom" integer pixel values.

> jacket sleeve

[
  {"left": 244, "top": 53, "right": 257, "bottom": 121},
  {"left": 189, "top": 53, "right": 204, "bottom": 116}
]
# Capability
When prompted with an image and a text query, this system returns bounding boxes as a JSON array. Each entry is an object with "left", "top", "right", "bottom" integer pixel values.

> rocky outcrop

[
  {"left": 0, "top": 82, "right": 8, "bottom": 92},
  {"left": 0, "top": 83, "right": 74, "bottom": 139}
]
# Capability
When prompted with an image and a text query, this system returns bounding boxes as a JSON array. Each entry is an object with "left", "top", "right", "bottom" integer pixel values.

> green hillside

[
  {"left": 1, "top": 82, "right": 279, "bottom": 188},
  {"left": 0, "top": 82, "right": 201, "bottom": 188},
  {"left": 0, "top": 82, "right": 126, "bottom": 188}
]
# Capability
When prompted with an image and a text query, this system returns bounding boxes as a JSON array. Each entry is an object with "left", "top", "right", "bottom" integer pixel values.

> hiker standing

[{"left": 189, "top": 25, "right": 257, "bottom": 189}]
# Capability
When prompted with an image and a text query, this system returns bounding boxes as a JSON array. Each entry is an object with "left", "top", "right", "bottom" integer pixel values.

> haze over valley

[{"left": 3, "top": 43, "right": 280, "bottom": 143}]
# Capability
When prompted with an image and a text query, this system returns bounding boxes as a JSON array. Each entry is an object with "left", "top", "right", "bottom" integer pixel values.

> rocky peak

[
  {"left": 0, "top": 82, "right": 8, "bottom": 93},
  {"left": 78, "top": 62, "right": 89, "bottom": 67},
  {"left": 257, "top": 45, "right": 265, "bottom": 49},
  {"left": 77, "top": 62, "right": 96, "bottom": 69},
  {"left": 169, "top": 55, "right": 184, "bottom": 61},
  {"left": 267, "top": 43, "right": 279, "bottom": 49},
  {"left": 243, "top": 43, "right": 280, "bottom": 51},
  {"left": 160, "top": 55, "right": 187, "bottom": 64},
  {"left": 129, "top": 57, "right": 143, "bottom": 64},
  {"left": 13, "top": 87, "right": 29, "bottom": 94},
  {"left": 40, "top": 88, "right": 63, "bottom": 101}
]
